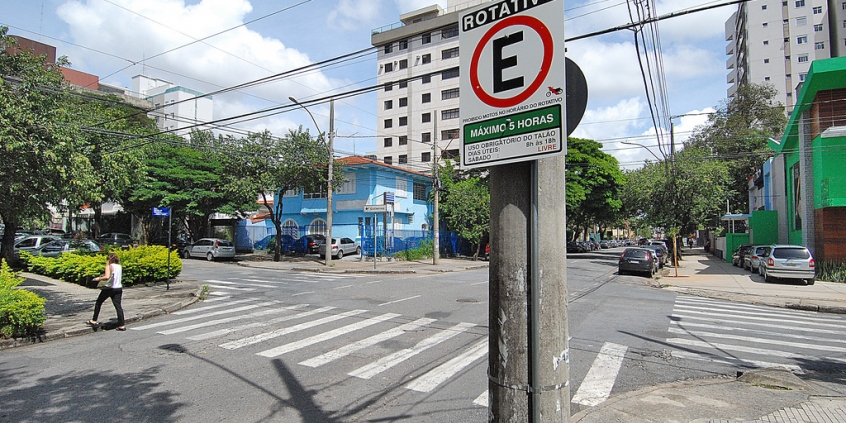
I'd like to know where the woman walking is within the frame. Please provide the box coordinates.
[87,253,126,331]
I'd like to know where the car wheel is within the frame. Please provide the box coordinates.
[355,246,361,255]
[182,249,191,259]
[337,250,344,259]
[206,252,214,262]
[763,268,773,283]
[618,269,626,276]
[807,278,815,286]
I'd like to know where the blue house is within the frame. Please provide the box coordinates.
[270,156,433,246]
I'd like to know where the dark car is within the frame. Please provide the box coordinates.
[731,244,753,267]
[151,235,190,251]
[618,248,657,277]
[254,234,296,253]
[97,232,134,248]
[31,239,102,257]
[293,234,326,254]
[642,245,667,267]
[567,242,583,254]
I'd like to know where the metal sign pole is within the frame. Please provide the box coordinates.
[373,213,377,270]
[530,160,540,421]
[167,212,171,290]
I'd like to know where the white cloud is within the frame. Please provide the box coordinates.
[566,39,643,103]
[572,97,645,141]
[328,0,385,30]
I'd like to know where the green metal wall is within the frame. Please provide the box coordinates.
[813,135,846,208]
[724,232,750,263]
[749,210,778,245]
[784,151,803,245]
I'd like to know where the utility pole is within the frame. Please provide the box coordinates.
[433,112,440,265]
[326,100,334,267]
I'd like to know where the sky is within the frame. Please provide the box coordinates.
[0,0,737,168]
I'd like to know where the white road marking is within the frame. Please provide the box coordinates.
[206,284,255,291]
[208,292,228,296]
[205,279,275,288]
[378,295,421,307]
[131,302,277,330]
[257,313,400,358]
[667,327,846,353]
[473,390,488,407]
[292,291,314,297]
[185,305,323,341]
[333,284,353,290]
[219,309,366,350]
[571,342,628,407]
[666,338,846,364]
[470,281,488,286]
[199,296,231,302]
[671,350,804,373]
[406,339,488,392]
[366,280,383,284]
[172,298,257,315]
[299,317,436,368]
[669,320,846,344]
[674,303,845,325]
[158,304,298,335]
[349,322,477,379]
[244,278,286,284]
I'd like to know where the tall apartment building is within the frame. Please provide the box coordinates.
[131,74,213,136]
[726,0,846,113]
[371,1,488,173]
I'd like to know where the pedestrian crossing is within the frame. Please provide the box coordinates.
[200,273,371,294]
[666,296,846,374]
[131,296,489,403]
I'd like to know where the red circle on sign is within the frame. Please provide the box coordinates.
[470,15,554,108]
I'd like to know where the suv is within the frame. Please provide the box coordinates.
[97,233,134,248]
[760,245,815,285]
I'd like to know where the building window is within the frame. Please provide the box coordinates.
[785,55,791,60]
[399,80,408,88]
[399,59,408,69]
[413,183,427,200]
[764,58,770,63]
[786,73,792,78]
[384,137,393,147]
[385,83,393,91]
[421,152,431,162]
[795,0,804,7]
[422,112,431,123]
[422,93,431,103]
[422,74,431,83]
[763,40,769,45]
[784,37,789,42]
[765,76,771,81]
[384,100,392,110]
[384,119,393,129]
[396,177,408,197]
[422,54,431,64]
[399,97,408,107]
[442,67,459,79]
[421,132,431,143]
[798,54,809,62]
[442,47,459,59]
[762,4,767,9]
[443,149,460,160]
[384,156,393,165]
[843,1,846,10]
[303,186,327,199]
[816,41,826,49]
[815,24,824,32]
[338,173,356,194]
[399,39,408,50]
[442,25,458,39]
[787,92,793,97]
[422,33,431,44]
[442,88,460,100]
[399,136,407,146]
[842,20,846,28]
[441,108,459,120]
[384,44,393,54]
[797,35,808,44]
[796,16,807,26]
[763,22,768,27]
[799,72,808,81]
[442,128,459,140]
[385,62,394,72]
[813,6,822,13]
[398,155,408,164]
[399,116,408,126]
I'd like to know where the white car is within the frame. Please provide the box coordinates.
[760,245,815,285]
[182,238,236,261]
[317,237,361,259]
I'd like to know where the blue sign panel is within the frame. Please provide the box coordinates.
[384,192,394,203]
[152,207,171,217]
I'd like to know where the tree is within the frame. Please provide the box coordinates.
[440,177,490,260]
[0,28,97,265]
[224,128,341,261]
[565,137,624,241]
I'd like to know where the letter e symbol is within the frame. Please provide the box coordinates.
[493,31,524,93]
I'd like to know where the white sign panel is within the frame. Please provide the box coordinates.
[364,204,389,213]
[459,0,566,168]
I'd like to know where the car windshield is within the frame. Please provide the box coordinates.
[625,250,649,259]
[772,247,810,259]
[217,240,233,247]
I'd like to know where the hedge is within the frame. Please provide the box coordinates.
[0,262,46,338]
[21,245,182,287]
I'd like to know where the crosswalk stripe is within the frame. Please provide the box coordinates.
[131,301,278,330]
[676,297,846,324]
[172,298,257,315]
[671,313,846,337]
[206,284,255,291]
[208,292,228,296]
[670,320,846,344]
[257,313,401,358]
[200,296,231,303]
[671,350,804,373]
[666,338,846,364]
[668,327,846,353]
[378,295,421,306]
[674,303,845,325]
[244,278,286,284]
[220,309,367,350]
[406,338,488,392]
[671,308,846,330]
[205,279,275,288]
[299,317,436,368]
[473,390,488,407]
[186,305,327,341]
[158,304,302,335]
[571,342,628,407]
[349,322,477,380]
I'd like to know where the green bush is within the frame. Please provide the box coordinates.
[817,260,846,283]
[393,239,433,261]
[21,246,182,287]
[0,262,46,338]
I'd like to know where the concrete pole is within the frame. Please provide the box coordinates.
[326,100,334,267]
[489,156,569,422]
[433,112,440,265]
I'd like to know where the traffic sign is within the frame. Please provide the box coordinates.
[460,0,566,169]
[152,207,171,217]
[364,204,388,213]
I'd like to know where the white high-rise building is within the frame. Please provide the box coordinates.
[726,0,846,113]
[131,75,213,136]
[371,1,489,173]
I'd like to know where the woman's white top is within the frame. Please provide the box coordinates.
[109,264,123,289]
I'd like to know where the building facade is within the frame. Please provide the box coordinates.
[131,74,213,136]
[370,1,488,172]
[725,0,846,113]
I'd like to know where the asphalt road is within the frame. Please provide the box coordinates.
[2,249,846,422]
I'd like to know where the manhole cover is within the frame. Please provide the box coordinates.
[456,298,479,303]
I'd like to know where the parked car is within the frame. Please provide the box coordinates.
[642,245,667,267]
[253,234,296,253]
[151,235,190,251]
[599,240,609,249]
[318,237,361,259]
[618,247,658,277]
[731,244,753,267]
[96,232,134,248]
[567,242,585,254]
[182,238,236,261]
[744,245,772,273]
[760,245,816,285]
[293,234,326,254]
[14,235,60,255]
[31,239,102,258]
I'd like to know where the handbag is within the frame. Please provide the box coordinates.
[97,266,113,289]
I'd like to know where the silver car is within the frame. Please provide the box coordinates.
[14,235,60,254]
[182,238,236,261]
[760,245,815,285]
[317,237,361,259]
[745,245,772,273]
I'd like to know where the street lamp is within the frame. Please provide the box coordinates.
[290,96,334,267]
[622,140,663,162]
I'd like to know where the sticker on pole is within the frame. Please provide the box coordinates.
[460,0,566,168]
